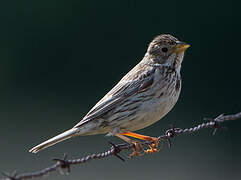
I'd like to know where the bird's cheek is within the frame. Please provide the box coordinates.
[164,54,175,66]
[159,55,171,65]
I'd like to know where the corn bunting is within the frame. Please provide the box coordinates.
[29,34,190,157]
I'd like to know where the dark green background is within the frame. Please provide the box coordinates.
[0,0,240,180]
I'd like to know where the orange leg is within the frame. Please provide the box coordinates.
[115,133,144,158]
[120,131,160,154]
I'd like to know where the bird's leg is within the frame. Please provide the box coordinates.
[120,131,160,154]
[114,133,144,158]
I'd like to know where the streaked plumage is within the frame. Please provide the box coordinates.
[29,34,190,153]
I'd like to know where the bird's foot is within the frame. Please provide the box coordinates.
[115,132,160,157]
[129,140,144,158]
[144,137,160,154]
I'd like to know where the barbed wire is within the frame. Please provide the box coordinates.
[2,112,241,180]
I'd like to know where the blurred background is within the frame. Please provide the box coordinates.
[0,0,240,180]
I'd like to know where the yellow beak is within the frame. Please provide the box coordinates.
[174,42,190,53]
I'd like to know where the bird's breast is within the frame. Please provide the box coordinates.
[120,70,181,131]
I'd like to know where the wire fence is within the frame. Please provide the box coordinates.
[1,112,241,180]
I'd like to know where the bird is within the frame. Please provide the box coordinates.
[29,34,190,157]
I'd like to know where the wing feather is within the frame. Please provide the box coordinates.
[74,65,155,128]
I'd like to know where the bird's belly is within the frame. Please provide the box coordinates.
[121,90,180,132]
[88,73,181,134]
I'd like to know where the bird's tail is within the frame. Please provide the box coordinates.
[29,128,79,153]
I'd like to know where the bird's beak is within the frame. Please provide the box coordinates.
[174,41,190,53]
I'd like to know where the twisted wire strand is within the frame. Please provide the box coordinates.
[2,112,241,180]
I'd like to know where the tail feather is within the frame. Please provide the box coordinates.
[29,128,78,153]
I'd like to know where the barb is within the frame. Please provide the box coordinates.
[2,112,241,180]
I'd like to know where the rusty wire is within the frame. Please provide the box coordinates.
[1,112,241,180]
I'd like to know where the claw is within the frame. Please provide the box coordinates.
[145,147,160,154]
[144,137,160,154]
[115,132,160,157]
[129,141,144,158]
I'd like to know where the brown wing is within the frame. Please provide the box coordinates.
[74,65,155,128]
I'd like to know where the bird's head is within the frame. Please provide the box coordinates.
[147,34,190,69]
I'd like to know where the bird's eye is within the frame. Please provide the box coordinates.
[161,47,168,53]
